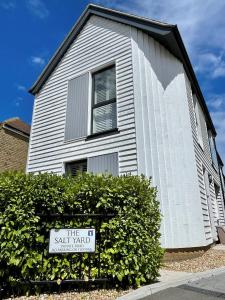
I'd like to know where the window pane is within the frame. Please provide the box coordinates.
[193,94,204,149]
[94,67,116,104]
[66,160,87,176]
[93,102,116,133]
[209,134,218,169]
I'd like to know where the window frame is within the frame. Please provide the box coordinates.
[208,130,219,170]
[65,159,87,177]
[91,65,117,135]
[192,93,204,150]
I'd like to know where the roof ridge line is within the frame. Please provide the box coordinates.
[88,3,175,28]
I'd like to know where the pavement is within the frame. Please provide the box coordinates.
[117,267,225,300]
[141,272,225,299]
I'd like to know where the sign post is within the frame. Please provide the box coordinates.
[49,228,96,253]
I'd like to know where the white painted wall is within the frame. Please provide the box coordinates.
[185,75,225,238]
[28,14,224,249]
[131,27,207,248]
[27,16,138,176]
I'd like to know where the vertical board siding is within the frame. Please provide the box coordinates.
[88,153,118,175]
[184,75,225,238]
[131,28,207,248]
[27,15,138,176]
[27,13,224,249]
[65,73,89,141]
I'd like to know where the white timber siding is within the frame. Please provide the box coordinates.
[185,76,225,239]
[27,16,138,175]
[28,13,224,249]
[131,27,207,248]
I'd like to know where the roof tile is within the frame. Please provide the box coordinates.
[2,117,31,136]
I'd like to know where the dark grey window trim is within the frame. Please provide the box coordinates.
[65,159,87,176]
[207,130,219,172]
[91,65,117,135]
[86,128,119,141]
[212,164,219,174]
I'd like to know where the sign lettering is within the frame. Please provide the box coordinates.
[49,228,95,253]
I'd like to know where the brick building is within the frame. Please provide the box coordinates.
[0,117,30,172]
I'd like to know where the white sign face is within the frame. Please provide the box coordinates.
[49,228,96,253]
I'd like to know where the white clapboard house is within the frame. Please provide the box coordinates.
[27,4,225,249]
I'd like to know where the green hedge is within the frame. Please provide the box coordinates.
[0,172,163,288]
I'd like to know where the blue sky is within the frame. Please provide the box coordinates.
[0,0,224,162]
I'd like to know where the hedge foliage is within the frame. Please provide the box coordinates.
[0,172,163,289]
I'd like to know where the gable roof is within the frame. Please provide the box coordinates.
[1,117,31,136]
[29,3,216,135]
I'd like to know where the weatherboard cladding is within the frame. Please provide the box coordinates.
[29,4,216,137]
[27,11,224,249]
[29,4,174,95]
[185,77,212,242]
[185,75,225,242]
[131,27,207,248]
[27,15,138,175]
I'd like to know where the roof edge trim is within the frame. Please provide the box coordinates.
[28,3,216,135]
[29,3,174,95]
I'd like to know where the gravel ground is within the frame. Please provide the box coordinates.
[5,289,132,300]
[164,248,225,273]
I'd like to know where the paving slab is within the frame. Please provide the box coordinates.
[159,269,192,282]
[117,267,225,300]
[140,286,221,300]
[186,272,225,294]
[117,270,194,300]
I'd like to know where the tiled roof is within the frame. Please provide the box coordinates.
[1,117,31,136]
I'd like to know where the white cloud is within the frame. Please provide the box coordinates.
[213,67,225,78]
[0,1,15,10]
[211,111,225,161]
[212,111,225,141]
[27,0,49,19]
[95,0,225,76]
[195,52,225,79]
[95,0,225,162]
[31,56,45,66]
[207,94,225,110]
[208,94,225,163]
[14,97,23,107]
[16,84,26,91]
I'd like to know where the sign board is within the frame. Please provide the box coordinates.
[49,228,96,253]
